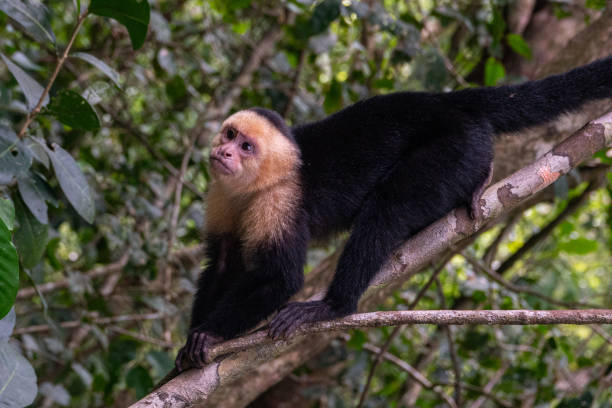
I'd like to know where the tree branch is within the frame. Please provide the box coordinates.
[196,309,612,363]
[18,11,89,138]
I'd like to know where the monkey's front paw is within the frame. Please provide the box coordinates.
[175,329,223,372]
[268,301,344,340]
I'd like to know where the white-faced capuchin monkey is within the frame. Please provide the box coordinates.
[175,56,612,371]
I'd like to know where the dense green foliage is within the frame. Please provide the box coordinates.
[0,0,611,406]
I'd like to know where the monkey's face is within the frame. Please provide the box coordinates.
[210,110,300,194]
[209,125,256,178]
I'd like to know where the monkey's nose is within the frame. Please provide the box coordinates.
[222,150,232,158]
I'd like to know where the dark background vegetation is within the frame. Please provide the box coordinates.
[0,0,611,407]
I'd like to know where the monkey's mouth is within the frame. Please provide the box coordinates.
[210,156,233,175]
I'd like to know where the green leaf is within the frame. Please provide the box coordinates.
[13,195,48,269]
[44,143,95,223]
[17,172,55,224]
[487,10,506,42]
[484,57,506,86]
[294,0,341,39]
[71,52,121,87]
[0,218,18,319]
[25,137,49,169]
[586,0,606,10]
[0,198,14,232]
[146,350,173,381]
[0,342,37,407]
[558,238,598,255]
[165,75,187,105]
[108,338,140,372]
[506,33,532,60]
[46,90,100,131]
[346,330,367,349]
[89,0,151,50]
[323,79,343,114]
[0,53,49,111]
[0,125,32,186]
[126,365,153,399]
[557,391,594,408]
[0,0,56,45]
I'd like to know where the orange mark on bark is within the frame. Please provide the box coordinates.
[537,163,560,185]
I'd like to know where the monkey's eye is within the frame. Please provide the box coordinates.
[241,142,253,152]
[226,129,236,140]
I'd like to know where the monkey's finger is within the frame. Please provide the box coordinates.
[277,313,304,339]
[186,337,195,360]
[283,312,313,338]
[269,309,290,338]
[175,349,185,372]
[269,313,292,339]
[187,335,200,363]
[271,305,316,339]
[268,319,283,339]
[194,333,208,367]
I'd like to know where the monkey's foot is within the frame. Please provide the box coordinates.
[268,301,343,339]
[470,162,494,220]
[175,329,223,372]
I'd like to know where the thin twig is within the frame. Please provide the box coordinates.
[13,312,166,335]
[201,309,612,363]
[108,325,177,348]
[360,341,457,408]
[461,251,601,309]
[167,129,199,250]
[163,129,199,342]
[421,21,469,88]
[17,252,130,299]
[467,362,510,408]
[18,10,89,138]
[482,213,520,267]
[356,254,452,408]
[432,380,512,408]
[591,325,612,345]
[435,277,461,407]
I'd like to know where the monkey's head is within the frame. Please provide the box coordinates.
[209,108,300,194]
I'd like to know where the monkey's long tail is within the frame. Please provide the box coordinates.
[458,56,612,134]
